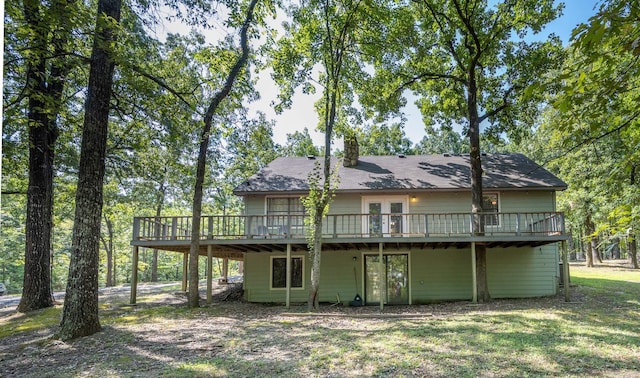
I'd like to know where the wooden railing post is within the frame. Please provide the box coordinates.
[171,217,178,240]
[132,217,140,241]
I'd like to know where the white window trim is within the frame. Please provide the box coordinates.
[269,255,305,291]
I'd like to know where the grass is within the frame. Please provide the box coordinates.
[1,262,639,377]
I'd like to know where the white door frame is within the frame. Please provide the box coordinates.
[362,195,409,236]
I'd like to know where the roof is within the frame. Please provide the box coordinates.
[233,153,567,195]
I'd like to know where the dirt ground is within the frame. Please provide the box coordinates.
[1,261,638,377]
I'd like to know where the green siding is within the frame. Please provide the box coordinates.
[318,251,362,303]
[243,252,310,303]
[411,192,471,213]
[328,194,362,214]
[500,191,555,213]
[411,249,472,303]
[243,243,560,304]
[240,190,561,304]
[242,190,557,216]
[487,244,559,298]
[244,195,265,216]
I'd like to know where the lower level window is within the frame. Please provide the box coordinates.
[271,257,303,289]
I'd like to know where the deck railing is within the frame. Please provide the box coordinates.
[133,212,565,242]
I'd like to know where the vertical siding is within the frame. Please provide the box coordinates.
[487,244,559,298]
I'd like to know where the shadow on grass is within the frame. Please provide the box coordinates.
[2,273,639,377]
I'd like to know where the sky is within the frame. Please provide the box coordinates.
[252,0,603,147]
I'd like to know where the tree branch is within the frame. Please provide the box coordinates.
[129,65,194,109]
[536,110,640,171]
[1,191,28,195]
[395,71,465,94]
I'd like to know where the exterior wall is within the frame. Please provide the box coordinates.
[242,190,557,216]
[243,251,310,303]
[243,195,265,216]
[243,242,560,304]
[487,244,560,298]
[499,191,556,213]
[410,249,472,303]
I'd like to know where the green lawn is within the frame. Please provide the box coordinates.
[1,262,639,377]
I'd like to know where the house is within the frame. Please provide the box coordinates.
[130,150,568,307]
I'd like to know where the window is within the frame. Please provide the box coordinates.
[483,193,499,226]
[266,197,304,235]
[271,256,304,289]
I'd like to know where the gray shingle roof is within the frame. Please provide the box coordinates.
[233,153,567,195]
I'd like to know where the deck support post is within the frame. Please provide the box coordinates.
[471,242,478,304]
[562,240,570,302]
[130,246,139,304]
[379,242,384,311]
[206,245,213,304]
[286,244,291,308]
[182,252,188,292]
[223,258,229,282]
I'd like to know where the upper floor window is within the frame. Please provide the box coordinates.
[483,193,499,226]
[267,197,304,215]
[266,197,304,235]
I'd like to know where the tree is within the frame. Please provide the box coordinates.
[58,0,122,340]
[272,0,373,310]
[356,123,413,156]
[280,128,321,157]
[414,126,467,155]
[11,0,79,312]
[363,0,563,301]
[550,0,640,268]
[187,0,261,307]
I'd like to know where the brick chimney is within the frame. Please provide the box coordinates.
[343,135,359,167]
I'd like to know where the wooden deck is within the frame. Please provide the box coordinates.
[131,212,568,258]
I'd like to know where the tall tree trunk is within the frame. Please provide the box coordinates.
[308,218,323,310]
[58,0,122,340]
[467,63,490,303]
[187,0,259,307]
[18,0,73,313]
[152,182,166,282]
[611,237,620,259]
[101,215,114,287]
[585,214,595,267]
[629,234,639,269]
[593,235,603,263]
